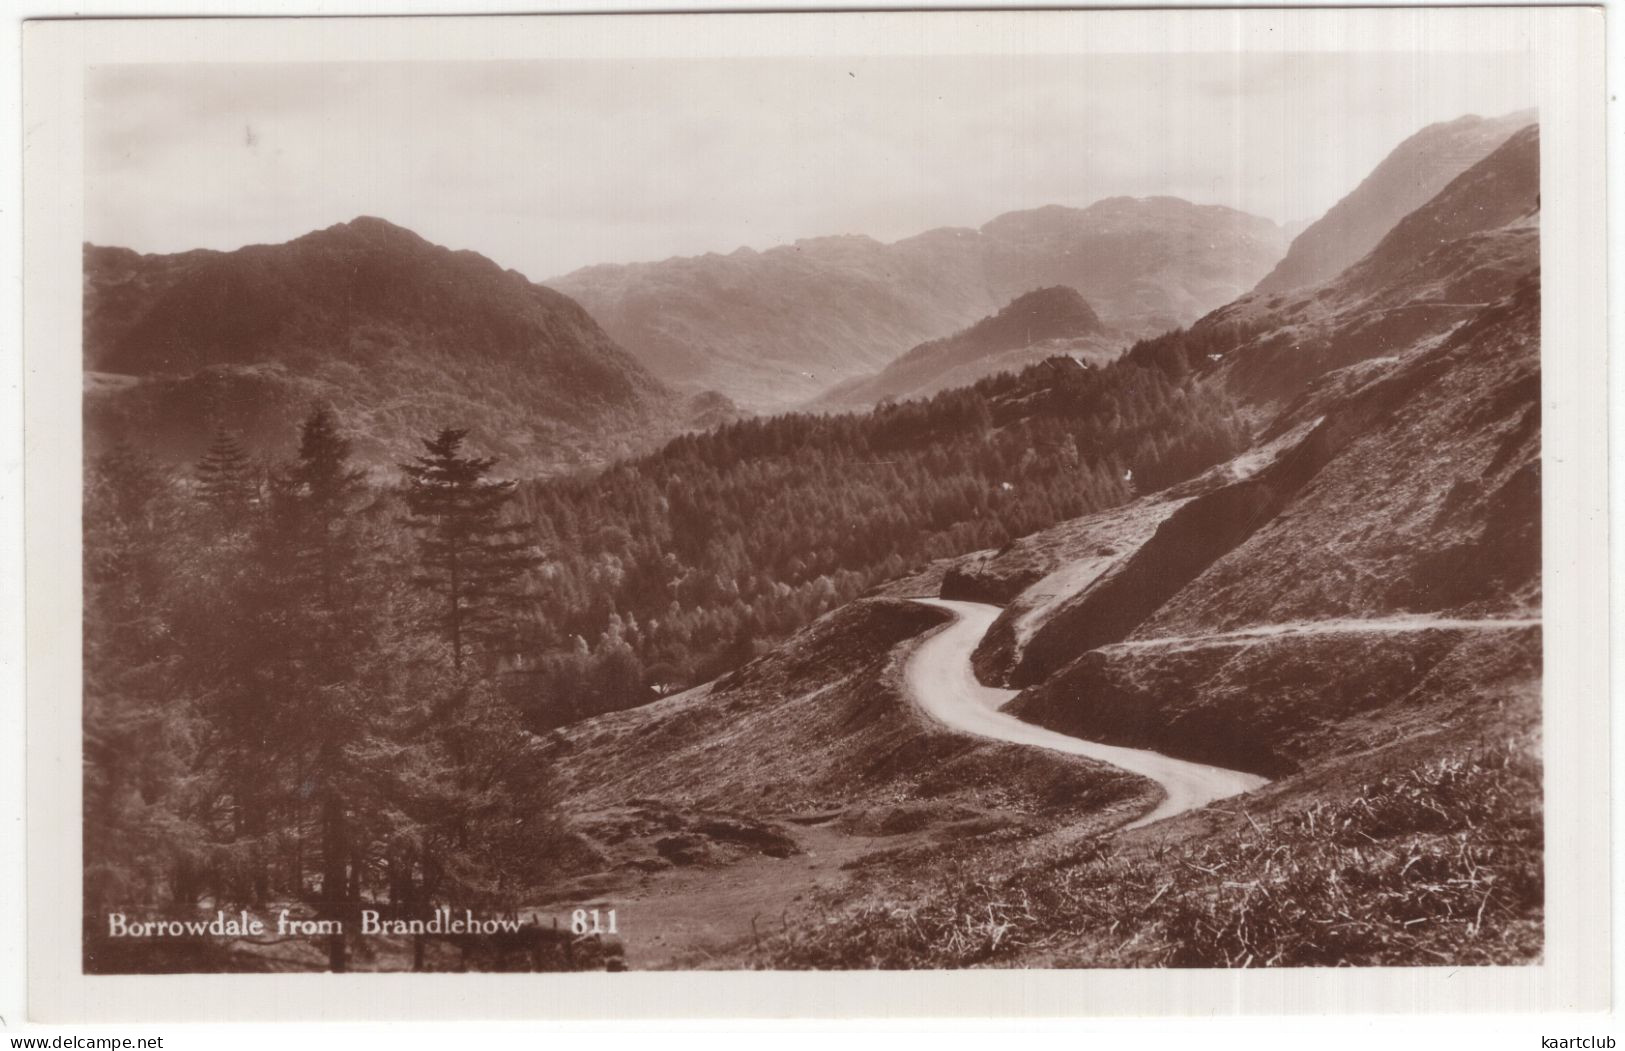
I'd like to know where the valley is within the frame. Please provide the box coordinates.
[81,106,1545,974]
[526,112,1544,970]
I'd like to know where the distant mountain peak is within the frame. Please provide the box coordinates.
[815,286,1116,410]
[974,285,1104,340]
[895,285,1105,368]
[298,215,433,250]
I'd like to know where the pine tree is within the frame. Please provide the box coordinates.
[286,407,369,615]
[83,446,200,925]
[262,405,375,971]
[401,428,540,672]
[194,427,258,524]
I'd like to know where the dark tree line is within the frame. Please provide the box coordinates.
[84,411,550,971]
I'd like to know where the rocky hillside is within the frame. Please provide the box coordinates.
[1253,109,1534,295]
[550,198,1287,410]
[1125,123,1539,411]
[964,125,1540,686]
[84,218,685,473]
[1006,275,1538,677]
[813,286,1120,410]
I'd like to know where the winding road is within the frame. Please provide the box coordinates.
[1106,614,1540,652]
[907,598,1268,830]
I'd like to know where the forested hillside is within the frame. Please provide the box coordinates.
[508,353,1249,727]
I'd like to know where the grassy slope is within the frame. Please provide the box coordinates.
[758,725,1540,968]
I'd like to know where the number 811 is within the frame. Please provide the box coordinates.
[571,908,618,935]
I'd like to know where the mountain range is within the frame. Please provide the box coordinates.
[549,197,1290,410]
[83,108,1537,477]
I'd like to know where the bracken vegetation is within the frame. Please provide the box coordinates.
[756,735,1542,968]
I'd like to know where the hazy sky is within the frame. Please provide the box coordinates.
[86,54,1538,281]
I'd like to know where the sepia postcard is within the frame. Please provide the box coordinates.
[20,7,1611,1022]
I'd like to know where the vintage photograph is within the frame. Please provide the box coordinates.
[73,28,1553,978]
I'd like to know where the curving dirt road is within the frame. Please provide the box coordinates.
[1104,614,1540,652]
[908,598,1268,830]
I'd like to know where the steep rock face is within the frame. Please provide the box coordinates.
[84,217,680,472]
[550,198,1287,410]
[1253,109,1534,294]
[815,286,1117,409]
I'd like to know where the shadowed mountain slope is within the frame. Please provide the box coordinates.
[1011,277,1538,680]
[84,217,682,473]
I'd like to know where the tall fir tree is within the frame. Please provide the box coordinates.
[83,444,200,926]
[194,427,258,525]
[401,428,540,671]
[265,405,377,971]
[286,407,370,615]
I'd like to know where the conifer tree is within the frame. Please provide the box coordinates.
[401,428,540,671]
[194,427,257,524]
[83,444,199,922]
[285,407,369,615]
[261,405,375,971]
